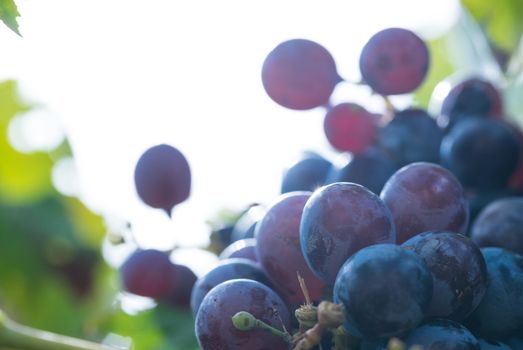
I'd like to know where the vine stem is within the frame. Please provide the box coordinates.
[0,310,114,350]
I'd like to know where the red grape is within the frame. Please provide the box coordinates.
[323,103,377,154]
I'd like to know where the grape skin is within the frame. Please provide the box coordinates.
[359,27,429,95]
[134,144,191,214]
[300,182,396,285]
[120,249,176,299]
[402,231,487,321]
[404,319,480,350]
[195,279,291,350]
[380,162,469,243]
[323,103,377,154]
[262,39,340,110]
[190,258,271,316]
[219,238,258,262]
[333,244,433,338]
[255,192,326,305]
[280,154,332,194]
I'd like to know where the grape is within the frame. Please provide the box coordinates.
[280,153,332,194]
[195,279,291,350]
[402,231,487,321]
[477,339,512,350]
[164,263,197,309]
[436,77,503,131]
[300,182,396,285]
[378,108,443,166]
[333,244,432,338]
[323,103,377,154]
[470,198,523,256]
[467,188,522,225]
[134,144,191,215]
[465,247,523,339]
[120,249,175,299]
[359,27,429,95]
[380,162,469,243]
[219,238,258,262]
[325,146,399,194]
[230,204,266,242]
[190,258,271,316]
[261,39,341,110]
[440,119,520,191]
[255,192,326,305]
[404,319,479,350]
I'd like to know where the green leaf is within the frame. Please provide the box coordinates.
[462,0,523,52]
[0,0,21,36]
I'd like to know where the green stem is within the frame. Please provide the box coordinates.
[232,311,292,343]
[0,311,113,350]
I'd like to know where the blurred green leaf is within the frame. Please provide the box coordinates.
[0,81,55,203]
[462,0,523,52]
[0,0,20,36]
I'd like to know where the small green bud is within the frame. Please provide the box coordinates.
[232,311,257,331]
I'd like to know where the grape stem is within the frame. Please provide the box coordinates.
[231,311,292,343]
[0,310,114,350]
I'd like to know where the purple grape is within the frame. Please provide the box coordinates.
[404,319,479,350]
[402,231,487,321]
[230,204,266,242]
[359,28,429,95]
[470,197,523,256]
[190,258,271,316]
[440,119,520,191]
[323,103,377,154]
[262,39,341,110]
[478,339,511,350]
[281,153,332,194]
[164,263,197,309]
[325,146,399,195]
[465,248,523,339]
[195,279,291,350]
[300,182,396,285]
[380,162,469,243]
[333,244,432,338]
[255,192,326,305]
[120,249,175,299]
[436,77,503,131]
[219,238,258,262]
[379,108,443,166]
[134,144,191,215]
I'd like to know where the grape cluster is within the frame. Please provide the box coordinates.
[122,27,523,350]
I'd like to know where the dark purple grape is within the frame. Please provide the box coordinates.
[402,231,487,321]
[190,258,271,316]
[359,27,429,95]
[120,249,175,299]
[437,77,503,130]
[478,339,511,350]
[281,153,332,194]
[323,103,377,154]
[219,238,258,262]
[467,188,522,226]
[470,197,523,256]
[255,192,326,305]
[465,248,523,339]
[380,162,469,243]
[440,119,520,191]
[300,182,396,285]
[506,337,523,349]
[164,263,197,309]
[261,39,340,110]
[404,319,479,350]
[333,244,432,338]
[325,146,399,195]
[134,144,191,215]
[195,279,291,350]
[230,204,266,242]
[379,108,443,166]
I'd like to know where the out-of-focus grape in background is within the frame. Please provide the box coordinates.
[0,0,522,349]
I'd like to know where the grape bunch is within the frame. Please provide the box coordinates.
[120,26,523,350]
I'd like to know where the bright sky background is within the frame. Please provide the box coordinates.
[0,0,461,254]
